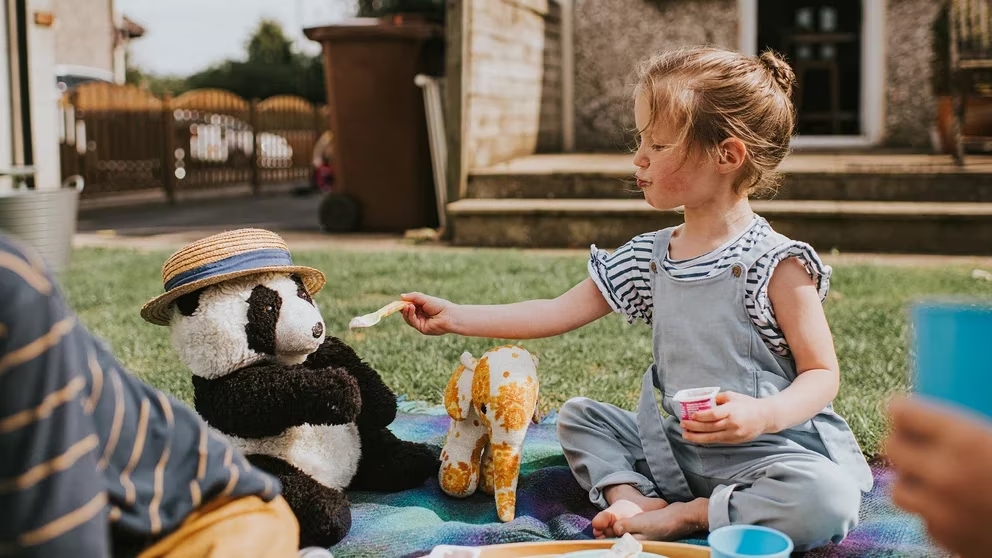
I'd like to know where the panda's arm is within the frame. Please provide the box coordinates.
[304,337,397,430]
[192,363,361,438]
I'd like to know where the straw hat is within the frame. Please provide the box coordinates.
[140,229,325,326]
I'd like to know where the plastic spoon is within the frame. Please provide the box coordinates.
[349,300,411,329]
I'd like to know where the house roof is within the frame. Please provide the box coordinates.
[119,16,145,39]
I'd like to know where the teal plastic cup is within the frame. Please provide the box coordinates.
[911,301,992,418]
[708,525,794,558]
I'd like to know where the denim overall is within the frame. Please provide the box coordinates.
[558,226,873,551]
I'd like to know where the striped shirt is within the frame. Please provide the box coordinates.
[0,235,280,557]
[588,217,831,357]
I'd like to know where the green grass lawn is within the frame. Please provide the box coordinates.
[60,246,992,458]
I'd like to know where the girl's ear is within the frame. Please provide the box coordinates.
[716,137,747,174]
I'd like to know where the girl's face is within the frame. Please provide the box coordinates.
[632,93,728,211]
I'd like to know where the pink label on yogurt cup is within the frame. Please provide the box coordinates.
[673,387,721,420]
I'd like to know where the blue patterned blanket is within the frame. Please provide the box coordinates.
[328,403,946,558]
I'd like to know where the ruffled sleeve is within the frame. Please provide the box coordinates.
[751,241,832,333]
[587,232,656,325]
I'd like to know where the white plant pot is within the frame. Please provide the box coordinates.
[0,177,84,272]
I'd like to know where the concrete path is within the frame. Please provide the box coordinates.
[77,187,324,236]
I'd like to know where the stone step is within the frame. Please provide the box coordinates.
[467,154,992,202]
[447,198,992,254]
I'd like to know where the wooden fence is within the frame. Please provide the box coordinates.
[58,83,330,200]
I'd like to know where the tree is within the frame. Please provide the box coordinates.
[246,19,294,66]
[183,19,326,103]
[124,46,191,97]
[122,19,325,103]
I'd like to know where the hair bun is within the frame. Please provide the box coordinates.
[759,50,796,97]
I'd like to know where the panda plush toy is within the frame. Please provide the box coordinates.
[140,229,440,548]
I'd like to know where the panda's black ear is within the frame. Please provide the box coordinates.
[174,288,204,316]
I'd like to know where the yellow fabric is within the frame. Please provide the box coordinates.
[137,496,299,558]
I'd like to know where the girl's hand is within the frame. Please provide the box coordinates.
[680,391,773,445]
[400,292,459,335]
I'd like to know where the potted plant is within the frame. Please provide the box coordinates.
[932,3,992,153]
[0,172,84,273]
[356,0,445,24]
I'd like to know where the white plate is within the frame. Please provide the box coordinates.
[559,551,670,558]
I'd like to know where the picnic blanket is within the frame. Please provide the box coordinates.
[328,401,948,558]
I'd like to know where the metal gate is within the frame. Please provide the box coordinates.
[59,83,330,201]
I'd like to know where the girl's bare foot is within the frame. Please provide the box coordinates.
[592,500,643,539]
[614,497,709,541]
[591,486,669,539]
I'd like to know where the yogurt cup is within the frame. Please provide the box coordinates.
[672,387,720,420]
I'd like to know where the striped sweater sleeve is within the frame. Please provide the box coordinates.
[0,240,110,557]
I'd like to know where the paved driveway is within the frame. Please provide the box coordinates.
[77,190,324,236]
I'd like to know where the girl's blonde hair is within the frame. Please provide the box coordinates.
[634,46,796,196]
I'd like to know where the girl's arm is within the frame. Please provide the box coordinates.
[401,277,614,339]
[682,257,840,444]
[761,257,840,432]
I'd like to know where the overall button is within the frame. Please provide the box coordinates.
[650,261,658,273]
[731,264,743,277]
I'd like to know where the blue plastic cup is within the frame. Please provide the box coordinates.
[911,301,992,419]
[708,525,794,558]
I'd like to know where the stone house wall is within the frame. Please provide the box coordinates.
[571,0,938,150]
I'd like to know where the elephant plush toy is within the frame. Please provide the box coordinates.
[438,345,540,522]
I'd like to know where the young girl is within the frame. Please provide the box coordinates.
[400,46,872,551]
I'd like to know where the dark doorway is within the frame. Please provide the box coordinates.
[758,0,862,136]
